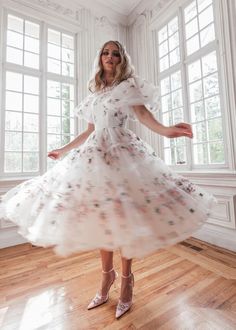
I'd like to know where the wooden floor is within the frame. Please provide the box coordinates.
[0,238,236,330]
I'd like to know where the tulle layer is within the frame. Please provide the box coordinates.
[0,127,216,259]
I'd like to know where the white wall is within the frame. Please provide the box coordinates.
[0,0,236,252]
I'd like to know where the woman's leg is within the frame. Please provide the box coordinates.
[87,249,116,309]
[99,249,116,296]
[120,256,133,302]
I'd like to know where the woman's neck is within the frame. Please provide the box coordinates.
[103,73,115,86]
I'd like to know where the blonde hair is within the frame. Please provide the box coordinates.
[88,40,135,93]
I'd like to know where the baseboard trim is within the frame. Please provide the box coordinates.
[193,223,236,252]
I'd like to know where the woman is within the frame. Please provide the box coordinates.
[0,40,215,319]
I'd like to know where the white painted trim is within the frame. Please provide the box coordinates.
[193,222,236,252]
[0,226,26,249]
[1,0,84,33]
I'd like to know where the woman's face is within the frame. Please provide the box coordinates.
[101,43,121,73]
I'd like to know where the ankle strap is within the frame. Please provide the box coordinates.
[102,267,114,273]
[121,273,132,278]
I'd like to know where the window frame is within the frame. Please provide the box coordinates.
[0,8,77,179]
[153,0,230,171]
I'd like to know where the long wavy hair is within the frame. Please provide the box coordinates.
[88,40,135,93]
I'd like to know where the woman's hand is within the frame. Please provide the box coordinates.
[164,123,193,138]
[47,148,65,160]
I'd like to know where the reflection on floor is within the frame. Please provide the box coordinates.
[0,237,236,329]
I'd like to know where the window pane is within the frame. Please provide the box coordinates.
[62,100,70,117]
[6,91,22,111]
[158,26,168,43]
[24,113,39,132]
[47,116,61,133]
[159,41,168,57]
[193,122,207,142]
[169,32,179,51]
[24,36,39,53]
[62,135,71,145]
[203,73,219,97]
[173,108,184,123]
[202,51,217,76]
[62,118,73,134]
[160,55,169,72]
[6,71,22,91]
[184,1,197,22]
[8,15,23,33]
[172,90,183,109]
[48,58,61,74]
[25,21,40,38]
[48,43,61,60]
[23,152,39,172]
[4,152,22,172]
[193,143,208,164]
[209,142,224,164]
[23,133,39,151]
[169,48,180,66]
[62,62,74,77]
[24,76,39,95]
[47,98,61,116]
[208,118,223,140]
[161,94,171,112]
[168,17,178,35]
[198,0,212,12]
[176,147,186,164]
[6,47,23,65]
[185,18,198,39]
[188,60,202,83]
[62,34,74,49]
[171,71,182,90]
[48,29,60,45]
[5,131,22,151]
[62,48,74,63]
[161,77,170,95]
[199,5,214,30]
[200,23,215,47]
[205,95,221,119]
[7,30,23,48]
[164,148,174,165]
[47,134,61,150]
[187,34,200,55]
[24,52,39,69]
[24,95,39,113]
[5,111,22,131]
[191,101,205,122]
[189,80,203,102]
[48,81,60,98]
[62,84,73,100]
[163,111,172,126]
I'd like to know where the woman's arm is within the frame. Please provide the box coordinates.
[48,123,95,160]
[132,105,193,139]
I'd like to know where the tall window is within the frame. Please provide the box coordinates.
[1,12,76,176]
[157,0,225,169]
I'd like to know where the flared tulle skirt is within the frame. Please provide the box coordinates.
[0,127,216,258]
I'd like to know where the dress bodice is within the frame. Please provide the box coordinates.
[74,76,160,130]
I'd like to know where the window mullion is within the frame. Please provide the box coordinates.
[40,20,47,175]
[179,5,192,171]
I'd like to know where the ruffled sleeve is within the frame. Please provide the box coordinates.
[110,75,161,121]
[74,94,94,123]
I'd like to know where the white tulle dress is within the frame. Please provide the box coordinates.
[0,76,216,258]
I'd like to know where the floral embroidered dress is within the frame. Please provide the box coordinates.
[0,76,215,258]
